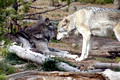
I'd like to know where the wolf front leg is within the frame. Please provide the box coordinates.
[84,36,93,59]
[75,30,91,61]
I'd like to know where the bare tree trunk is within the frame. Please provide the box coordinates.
[113,0,120,9]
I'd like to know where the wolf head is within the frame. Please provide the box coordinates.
[31,18,56,41]
[14,18,56,49]
[57,17,71,40]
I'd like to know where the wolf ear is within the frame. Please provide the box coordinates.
[65,19,69,23]
[45,18,50,24]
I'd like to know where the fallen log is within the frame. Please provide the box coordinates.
[94,63,120,69]
[8,45,80,72]
[102,69,120,80]
[7,71,107,80]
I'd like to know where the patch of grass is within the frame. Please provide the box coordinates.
[74,44,79,50]
[25,63,38,70]
[52,57,77,67]
[0,61,16,75]
[113,68,120,72]
[57,14,61,17]
[93,57,115,63]
[0,35,12,48]
[0,74,7,80]
[4,52,26,65]
[41,59,61,71]
[73,6,77,11]
[115,57,120,62]
[0,48,9,56]
[50,40,61,43]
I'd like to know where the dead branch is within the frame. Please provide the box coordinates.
[94,63,120,69]
[25,1,74,16]
[7,71,107,80]
[23,17,39,20]
[29,6,43,9]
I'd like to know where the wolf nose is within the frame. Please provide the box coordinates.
[58,39,62,41]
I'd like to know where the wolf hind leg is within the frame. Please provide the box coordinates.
[113,22,120,41]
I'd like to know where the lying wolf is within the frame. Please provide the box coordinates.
[57,7,120,61]
[15,18,77,58]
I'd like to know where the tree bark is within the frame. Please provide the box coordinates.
[113,0,120,9]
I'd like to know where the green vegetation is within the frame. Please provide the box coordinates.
[115,57,120,62]
[25,63,38,70]
[113,68,120,72]
[73,44,79,50]
[93,57,115,63]
[50,40,61,43]
[41,59,61,71]
[0,74,7,80]
[52,57,77,67]
[41,58,77,71]
[0,61,16,80]
[0,0,33,42]
[0,61,16,75]
[4,52,26,65]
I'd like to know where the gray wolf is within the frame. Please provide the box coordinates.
[57,7,120,61]
[15,18,78,59]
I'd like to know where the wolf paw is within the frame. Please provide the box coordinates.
[75,57,84,61]
[67,54,78,59]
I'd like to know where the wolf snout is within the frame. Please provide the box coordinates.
[57,38,62,41]
[56,34,63,41]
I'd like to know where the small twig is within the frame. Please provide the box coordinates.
[29,6,43,9]
[23,18,39,20]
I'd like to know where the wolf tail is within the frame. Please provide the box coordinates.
[113,22,120,41]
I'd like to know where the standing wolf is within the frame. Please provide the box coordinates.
[57,7,120,61]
